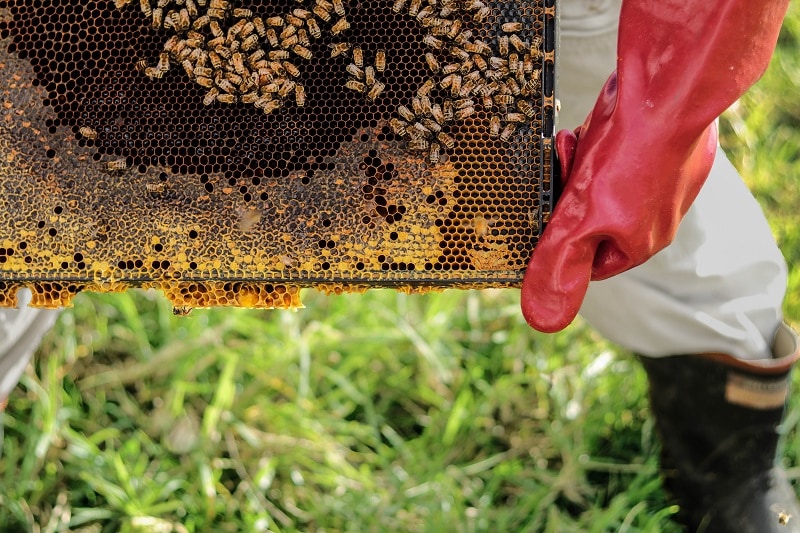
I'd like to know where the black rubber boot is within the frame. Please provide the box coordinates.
[639,323,800,532]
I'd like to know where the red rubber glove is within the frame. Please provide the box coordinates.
[521,0,790,333]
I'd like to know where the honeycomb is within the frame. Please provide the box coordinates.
[0,0,556,310]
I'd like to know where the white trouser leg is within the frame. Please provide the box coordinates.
[578,149,787,359]
[0,291,60,400]
[557,2,787,359]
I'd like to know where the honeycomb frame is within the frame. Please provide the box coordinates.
[0,0,556,310]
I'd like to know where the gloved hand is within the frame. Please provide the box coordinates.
[521,0,790,333]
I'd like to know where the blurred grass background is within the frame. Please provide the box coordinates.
[1,4,799,532]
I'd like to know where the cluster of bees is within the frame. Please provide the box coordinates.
[116,0,359,116]
[339,44,387,101]
[389,0,543,164]
[110,0,543,168]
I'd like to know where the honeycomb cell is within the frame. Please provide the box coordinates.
[0,0,556,309]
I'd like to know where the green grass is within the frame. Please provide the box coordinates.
[2,5,800,532]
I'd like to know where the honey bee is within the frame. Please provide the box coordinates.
[506,112,526,123]
[455,105,475,121]
[489,114,501,137]
[364,65,375,86]
[421,117,441,133]
[307,18,321,39]
[411,96,423,115]
[465,40,491,56]
[347,46,362,68]
[286,14,304,27]
[172,306,193,316]
[241,35,259,52]
[494,94,514,106]
[529,36,543,60]
[397,105,415,122]
[151,7,163,28]
[771,504,792,526]
[293,44,313,60]
[419,95,432,115]
[266,16,284,27]
[295,84,306,106]
[472,54,488,71]
[293,8,313,19]
[248,49,265,65]
[499,122,517,141]
[233,8,252,18]
[209,0,229,9]
[181,59,194,77]
[145,182,166,193]
[366,81,385,100]
[344,79,366,93]
[115,0,133,7]
[449,74,462,97]
[375,50,386,73]
[470,215,495,238]
[459,79,477,98]
[423,52,439,73]
[215,76,236,93]
[517,99,535,118]
[282,61,300,78]
[450,46,469,63]
[422,34,443,50]
[430,103,445,124]
[389,117,407,135]
[207,7,225,19]
[329,42,351,58]
[408,0,422,16]
[428,141,440,164]
[276,33,300,48]
[144,66,164,79]
[407,138,429,151]
[416,5,434,21]
[297,30,311,47]
[498,35,509,57]
[253,95,273,108]
[474,6,491,22]
[269,49,290,60]
[261,99,282,114]
[443,99,454,121]
[217,93,237,104]
[185,0,198,17]
[229,52,244,75]
[280,24,297,40]
[437,131,454,149]
[278,79,297,98]
[346,63,364,80]
[501,22,523,33]
[313,4,332,21]
[506,78,521,96]
[202,87,219,105]
[252,16,266,36]
[207,35,225,49]
[521,74,541,96]
[331,17,350,35]
[510,34,527,52]
[79,126,98,139]
[266,28,279,47]
[417,78,435,97]
[241,91,260,104]
[332,0,345,16]
[106,158,128,171]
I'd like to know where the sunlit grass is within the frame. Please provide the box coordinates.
[1,4,799,532]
